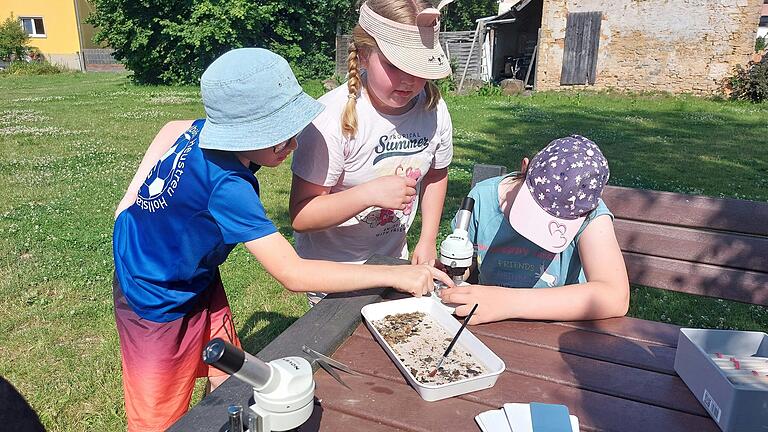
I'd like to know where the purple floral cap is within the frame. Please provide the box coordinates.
[526,135,609,219]
[509,135,609,253]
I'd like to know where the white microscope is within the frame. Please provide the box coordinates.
[432,196,475,313]
[439,196,475,285]
[203,338,315,432]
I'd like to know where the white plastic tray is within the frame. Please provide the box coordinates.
[361,297,505,402]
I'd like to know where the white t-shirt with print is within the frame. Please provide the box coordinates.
[291,83,453,264]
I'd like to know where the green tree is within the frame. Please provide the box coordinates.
[88,0,354,84]
[0,14,30,61]
[440,0,498,31]
[87,0,498,84]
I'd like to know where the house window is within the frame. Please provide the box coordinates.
[20,17,46,37]
[761,16,768,27]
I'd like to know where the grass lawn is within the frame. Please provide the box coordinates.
[0,72,766,431]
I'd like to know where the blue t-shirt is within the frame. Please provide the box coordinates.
[453,175,612,288]
[113,119,278,322]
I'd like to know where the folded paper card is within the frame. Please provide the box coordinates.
[476,408,512,432]
[475,403,579,432]
[530,403,572,432]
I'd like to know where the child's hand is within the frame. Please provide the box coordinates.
[391,264,454,297]
[439,285,512,325]
[411,240,437,266]
[365,175,417,210]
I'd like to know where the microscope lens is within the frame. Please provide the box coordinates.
[460,196,475,211]
[203,339,224,362]
[203,338,245,376]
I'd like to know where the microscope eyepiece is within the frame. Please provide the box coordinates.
[460,197,475,212]
[203,338,245,376]
[203,338,274,389]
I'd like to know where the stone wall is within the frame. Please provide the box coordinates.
[535,0,764,94]
[46,53,81,71]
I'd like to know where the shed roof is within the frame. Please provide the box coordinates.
[485,0,536,26]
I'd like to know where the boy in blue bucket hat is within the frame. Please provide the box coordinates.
[112,48,453,432]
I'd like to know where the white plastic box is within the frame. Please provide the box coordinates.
[674,328,768,432]
[361,297,505,402]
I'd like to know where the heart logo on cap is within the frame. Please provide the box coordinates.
[548,220,568,249]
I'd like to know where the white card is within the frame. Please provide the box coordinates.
[569,415,579,432]
[475,413,487,432]
[475,409,513,432]
[503,403,533,432]
[503,403,580,432]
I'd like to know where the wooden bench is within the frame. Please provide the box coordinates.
[471,163,768,307]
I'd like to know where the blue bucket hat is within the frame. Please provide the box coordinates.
[198,48,324,151]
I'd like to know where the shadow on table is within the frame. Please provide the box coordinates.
[555,325,704,432]
[556,327,610,431]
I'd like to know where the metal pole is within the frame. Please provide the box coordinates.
[458,20,481,94]
[72,0,86,72]
[532,27,542,91]
[524,42,537,88]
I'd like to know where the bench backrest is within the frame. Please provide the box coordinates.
[470,164,768,306]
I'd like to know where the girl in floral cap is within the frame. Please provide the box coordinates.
[439,136,629,325]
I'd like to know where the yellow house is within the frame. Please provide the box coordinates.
[1,0,99,70]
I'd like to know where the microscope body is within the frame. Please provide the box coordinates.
[203,338,315,432]
[439,196,475,284]
[249,356,314,432]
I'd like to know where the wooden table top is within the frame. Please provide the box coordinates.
[171,256,718,432]
[301,312,719,432]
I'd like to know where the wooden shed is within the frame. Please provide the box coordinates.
[336,0,763,95]
[480,0,544,89]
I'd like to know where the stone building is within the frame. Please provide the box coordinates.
[487,0,765,94]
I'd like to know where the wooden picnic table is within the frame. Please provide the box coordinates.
[171,255,718,432]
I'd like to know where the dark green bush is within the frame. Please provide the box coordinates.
[0,61,65,76]
[440,0,498,31]
[88,0,354,85]
[475,83,503,97]
[756,36,766,53]
[434,58,460,94]
[726,51,768,103]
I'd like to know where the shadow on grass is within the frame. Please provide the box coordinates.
[238,310,299,354]
[450,95,767,201]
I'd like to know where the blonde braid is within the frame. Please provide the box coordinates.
[424,80,442,111]
[341,41,361,139]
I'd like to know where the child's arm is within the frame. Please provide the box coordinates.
[440,215,629,324]
[411,167,448,265]
[289,174,417,232]
[114,120,193,218]
[244,232,454,294]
